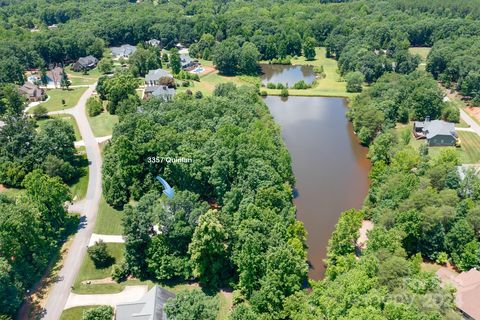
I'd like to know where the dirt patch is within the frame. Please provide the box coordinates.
[465,107,480,123]
[199,66,216,76]
[0,184,5,192]
[81,277,116,285]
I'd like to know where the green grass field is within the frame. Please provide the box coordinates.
[73,243,125,292]
[409,47,431,71]
[69,165,88,201]
[66,66,101,86]
[94,196,124,235]
[60,306,96,320]
[30,87,88,113]
[87,111,118,137]
[457,131,480,164]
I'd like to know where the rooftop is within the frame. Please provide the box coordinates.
[145,69,173,82]
[110,44,137,57]
[416,119,456,139]
[116,286,174,320]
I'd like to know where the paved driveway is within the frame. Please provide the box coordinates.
[64,286,148,309]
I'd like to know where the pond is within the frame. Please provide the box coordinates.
[261,64,316,88]
[264,96,371,279]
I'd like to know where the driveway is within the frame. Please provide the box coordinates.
[88,234,125,247]
[64,286,148,309]
[41,84,104,320]
[460,109,480,136]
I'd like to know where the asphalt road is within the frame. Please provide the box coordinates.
[460,108,480,136]
[41,85,103,320]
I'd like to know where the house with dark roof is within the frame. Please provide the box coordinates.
[413,119,458,146]
[437,268,480,320]
[19,83,45,102]
[145,69,173,86]
[180,54,199,70]
[110,44,137,59]
[72,55,99,72]
[144,86,175,101]
[115,286,174,320]
[146,39,161,47]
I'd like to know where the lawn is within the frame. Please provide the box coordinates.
[409,47,431,71]
[37,114,82,141]
[66,66,101,86]
[30,87,88,113]
[69,164,88,201]
[94,196,124,235]
[457,131,480,164]
[73,243,125,291]
[87,111,118,137]
[60,306,93,320]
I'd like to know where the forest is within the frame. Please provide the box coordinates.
[1,0,480,319]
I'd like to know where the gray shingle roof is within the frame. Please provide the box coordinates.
[116,286,174,320]
[110,44,137,57]
[423,120,456,139]
[145,69,172,82]
[77,55,98,67]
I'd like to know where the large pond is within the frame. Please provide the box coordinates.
[264,96,371,279]
[261,64,316,88]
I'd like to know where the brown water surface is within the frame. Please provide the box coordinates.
[261,64,316,88]
[264,96,371,279]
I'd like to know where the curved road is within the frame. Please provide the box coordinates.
[42,85,103,320]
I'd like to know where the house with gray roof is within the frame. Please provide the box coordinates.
[180,54,199,70]
[413,119,458,146]
[19,82,46,102]
[144,85,175,101]
[146,39,161,47]
[115,286,174,320]
[110,44,137,59]
[145,69,173,86]
[72,55,99,72]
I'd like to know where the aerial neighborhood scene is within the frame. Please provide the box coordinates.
[2,0,480,320]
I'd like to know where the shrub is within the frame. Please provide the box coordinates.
[280,88,289,97]
[87,96,103,117]
[33,105,48,119]
[191,74,200,81]
[185,89,193,95]
[182,80,190,87]
[82,306,113,320]
[435,252,449,265]
[194,91,203,99]
[87,240,114,268]
[260,90,268,96]
[442,105,460,123]
[292,80,310,90]
[267,82,276,89]
[111,263,129,283]
[276,83,285,90]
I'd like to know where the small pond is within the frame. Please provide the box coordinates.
[264,96,371,279]
[261,64,316,88]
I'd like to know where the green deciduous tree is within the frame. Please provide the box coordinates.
[165,289,218,320]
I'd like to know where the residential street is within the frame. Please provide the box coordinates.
[41,84,103,320]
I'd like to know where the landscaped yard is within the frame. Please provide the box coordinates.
[94,196,124,235]
[30,87,88,113]
[87,111,119,137]
[60,306,95,320]
[73,243,125,292]
[66,66,101,86]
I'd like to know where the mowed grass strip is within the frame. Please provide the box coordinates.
[93,196,124,235]
[458,131,480,164]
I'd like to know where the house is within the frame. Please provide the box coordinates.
[19,83,45,102]
[145,69,173,86]
[413,119,458,146]
[72,55,98,72]
[46,67,64,88]
[437,268,480,320]
[146,39,161,47]
[180,54,199,71]
[115,286,174,320]
[144,85,175,101]
[110,44,137,59]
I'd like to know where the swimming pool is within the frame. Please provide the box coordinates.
[190,67,204,74]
